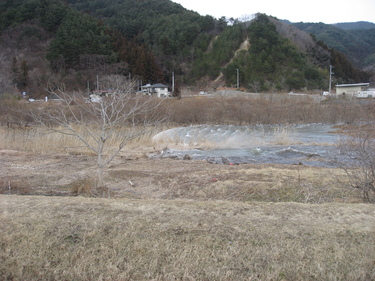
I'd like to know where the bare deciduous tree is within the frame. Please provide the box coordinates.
[30,77,166,189]
[340,126,375,203]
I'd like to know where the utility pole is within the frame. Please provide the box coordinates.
[236,69,239,88]
[172,71,175,92]
[329,65,334,93]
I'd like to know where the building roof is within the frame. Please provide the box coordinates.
[142,83,168,88]
[335,83,369,88]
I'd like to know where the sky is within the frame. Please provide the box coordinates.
[172,0,375,24]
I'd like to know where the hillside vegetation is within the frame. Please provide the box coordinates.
[334,21,375,30]
[0,0,373,97]
[292,21,375,72]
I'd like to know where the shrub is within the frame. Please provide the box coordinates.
[340,125,375,203]
[1,179,32,195]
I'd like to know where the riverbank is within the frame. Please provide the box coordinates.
[1,195,374,280]
[0,148,359,202]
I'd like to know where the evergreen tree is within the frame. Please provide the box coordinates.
[47,10,115,69]
[19,60,29,89]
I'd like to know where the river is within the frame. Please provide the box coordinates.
[151,124,349,167]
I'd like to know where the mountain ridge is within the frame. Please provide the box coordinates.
[290,21,375,72]
[333,21,375,30]
[0,0,373,96]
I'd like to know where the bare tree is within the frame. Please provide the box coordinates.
[30,77,166,189]
[340,126,375,203]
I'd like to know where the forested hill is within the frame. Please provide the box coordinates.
[64,0,228,88]
[291,22,375,72]
[0,0,373,96]
[0,0,223,94]
[202,15,371,92]
[334,21,375,30]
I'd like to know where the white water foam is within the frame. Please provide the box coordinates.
[151,124,346,167]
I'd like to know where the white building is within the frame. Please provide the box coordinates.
[335,83,370,96]
[356,90,375,98]
[140,83,170,97]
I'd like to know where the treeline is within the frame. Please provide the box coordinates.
[64,0,225,82]
[330,49,371,84]
[293,22,375,71]
[0,0,372,95]
[46,9,115,70]
[0,0,164,93]
[192,14,371,91]
[192,15,328,91]
[0,0,66,33]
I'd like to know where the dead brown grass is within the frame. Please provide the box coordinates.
[165,94,375,125]
[1,95,374,280]
[0,125,161,155]
[0,147,362,203]
[1,179,32,195]
[1,195,374,280]
[147,163,355,203]
[4,93,375,129]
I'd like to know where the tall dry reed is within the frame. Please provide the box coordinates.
[0,126,160,154]
[2,94,375,153]
[163,94,375,125]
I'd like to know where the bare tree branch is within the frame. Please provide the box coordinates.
[28,76,167,189]
[339,125,375,203]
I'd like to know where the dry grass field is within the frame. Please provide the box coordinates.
[1,94,375,280]
[1,137,374,280]
[0,145,362,203]
[1,195,375,281]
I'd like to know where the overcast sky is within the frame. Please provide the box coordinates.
[172,0,375,24]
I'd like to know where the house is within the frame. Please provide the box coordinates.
[89,93,102,103]
[335,83,370,96]
[140,83,170,97]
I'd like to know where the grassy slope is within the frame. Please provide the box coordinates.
[1,195,374,280]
